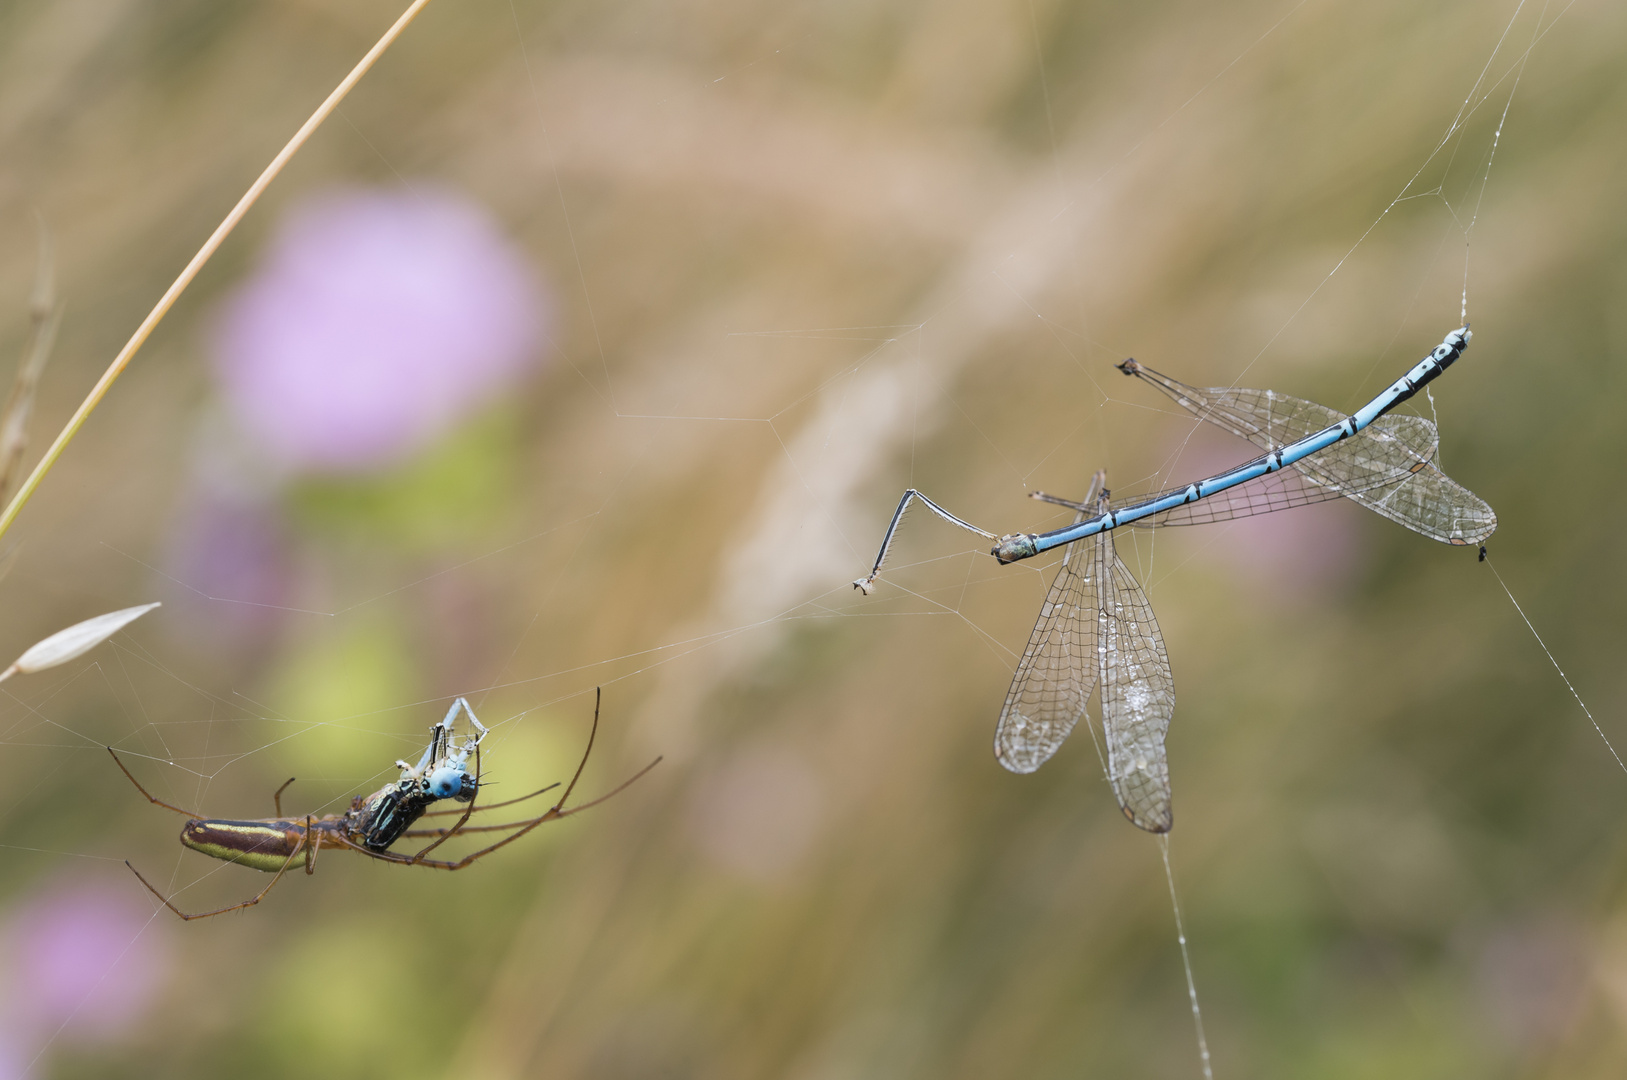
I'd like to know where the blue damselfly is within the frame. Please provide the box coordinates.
[853,326,1492,595]
[853,327,1496,830]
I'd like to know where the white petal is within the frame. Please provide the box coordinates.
[10,602,161,675]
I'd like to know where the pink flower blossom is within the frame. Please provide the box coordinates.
[214,187,547,473]
[2,878,169,1044]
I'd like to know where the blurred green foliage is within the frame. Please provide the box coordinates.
[291,408,523,554]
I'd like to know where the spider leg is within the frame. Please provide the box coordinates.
[107,747,201,818]
[546,754,662,823]
[397,821,551,868]
[554,686,601,809]
[326,831,463,868]
[403,816,570,838]
[329,762,647,870]
[417,781,559,816]
[125,827,308,921]
[335,689,660,871]
[425,755,660,869]
[420,688,661,868]
[394,768,650,839]
[273,777,296,817]
[398,754,663,868]
[326,823,539,870]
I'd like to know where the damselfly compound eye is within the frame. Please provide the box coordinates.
[428,766,471,800]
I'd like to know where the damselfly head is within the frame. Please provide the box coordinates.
[851,576,876,595]
[992,534,1037,564]
[428,763,476,801]
[1116,358,1141,376]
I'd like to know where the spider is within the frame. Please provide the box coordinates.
[111,688,658,920]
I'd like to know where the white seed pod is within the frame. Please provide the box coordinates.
[1,602,161,681]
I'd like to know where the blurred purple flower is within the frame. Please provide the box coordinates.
[214,187,547,473]
[0,1028,24,1080]
[2,878,169,1043]
[1167,437,1362,596]
[1204,498,1362,593]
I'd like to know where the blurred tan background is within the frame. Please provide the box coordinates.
[1,0,1625,1077]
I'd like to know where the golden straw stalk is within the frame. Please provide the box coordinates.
[0,0,437,544]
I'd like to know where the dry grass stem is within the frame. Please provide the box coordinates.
[0,0,437,545]
[0,216,61,507]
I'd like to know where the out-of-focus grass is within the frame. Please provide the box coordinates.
[2,0,1626,1077]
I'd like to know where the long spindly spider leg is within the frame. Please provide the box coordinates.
[548,754,663,823]
[416,781,560,817]
[273,776,296,817]
[112,746,301,823]
[403,816,570,838]
[356,754,663,870]
[107,747,203,819]
[553,685,602,810]
[337,689,662,871]
[126,815,313,921]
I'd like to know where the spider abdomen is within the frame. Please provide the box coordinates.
[180,819,308,873]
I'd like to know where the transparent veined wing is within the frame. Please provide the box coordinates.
[995,484,1104,774]
[1348,459,1497,544]
[1119,449,1407,527]
[1123,367,1423,453]
[1123,364,1495,544]
[1098,539,1175,832]
[998,472,1178,832]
